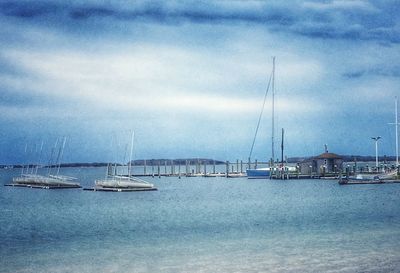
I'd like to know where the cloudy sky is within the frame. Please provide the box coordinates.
[0,0,399,164]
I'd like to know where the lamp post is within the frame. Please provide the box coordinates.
[371,136,381,169]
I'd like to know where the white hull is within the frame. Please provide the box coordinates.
[12,174,80,187]
[95,178,155,189]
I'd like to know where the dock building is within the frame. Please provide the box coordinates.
[299,151,343,175]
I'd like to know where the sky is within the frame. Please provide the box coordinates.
[0,0,399,164]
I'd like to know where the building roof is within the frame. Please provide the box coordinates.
[299,152,343,163]
[314,152,342,159]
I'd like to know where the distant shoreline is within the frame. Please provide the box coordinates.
[1,155,398,169]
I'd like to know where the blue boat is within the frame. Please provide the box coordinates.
[246,168,271,178]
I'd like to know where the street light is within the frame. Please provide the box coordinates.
[371,136,381,169]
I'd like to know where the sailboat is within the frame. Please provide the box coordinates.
[7,137,81,189]
[246,57,277,179]
[90,131,157,191]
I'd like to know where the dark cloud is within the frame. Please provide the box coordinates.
[0,1,398,44]
[343,66,400,79]
[1,1,60,18]
[69,7,115,20]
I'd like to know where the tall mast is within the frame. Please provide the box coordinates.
[56,136,67,176]
[271,56,275,165]
[47,138,59,175]
[281,128,284,164]
[128,131,134,177]
[396,97,399,166]
[35,140,44,175]
[389,97,399,167]
[22,143,28,175]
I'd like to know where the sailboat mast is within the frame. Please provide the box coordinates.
[22,143,28,175]
[128,131,134,178]
[35,140,44,175]
[56,136,67,176]
[271,56,275,165]
[396,97,399,166]
[47,138,59,175]
[281,128,284,164]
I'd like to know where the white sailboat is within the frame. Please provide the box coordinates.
[247,57,277,178]
[93,131,157,191]
[8,137,81,189]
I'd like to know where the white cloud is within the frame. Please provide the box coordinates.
[2,40,326,119]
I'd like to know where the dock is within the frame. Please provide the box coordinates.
[4,183,82,189]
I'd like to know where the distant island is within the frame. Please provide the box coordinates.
[1,156,398,169]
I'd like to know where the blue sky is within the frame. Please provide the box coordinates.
[0,0,399,164]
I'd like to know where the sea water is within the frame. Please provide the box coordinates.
[1,167,400,272]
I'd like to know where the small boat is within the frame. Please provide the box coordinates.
[247,167,272,178]
[6,138,81,189]
[94,175,156,190]
[87,131,157,192]
[7,174,81,189]
[247,165,297,179]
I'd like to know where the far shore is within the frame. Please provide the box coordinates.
[1,155,398,169]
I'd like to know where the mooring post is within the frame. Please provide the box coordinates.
[226,161,229,178]
[248,157,251,170]
[240,160,243,174]
[204,161,207,176]
[171,160,174,175]
[255,159,258,169]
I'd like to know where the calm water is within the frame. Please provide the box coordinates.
[1,167,400,273]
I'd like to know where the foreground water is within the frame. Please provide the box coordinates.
[1,167,400,273]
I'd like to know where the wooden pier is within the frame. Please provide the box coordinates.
[127,159,344,180]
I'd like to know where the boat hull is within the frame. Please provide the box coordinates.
[95,179,155,189]
[246,169,271,178]
[12,175,81,187]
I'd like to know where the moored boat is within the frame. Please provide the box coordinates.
[86,131,157,192]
